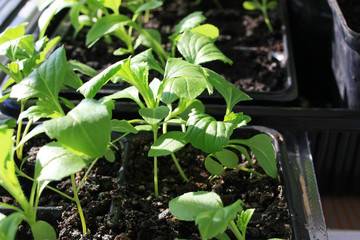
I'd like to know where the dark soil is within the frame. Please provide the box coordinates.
[1,130,292,240]
[59,0,286,94]
[338,0,360,32]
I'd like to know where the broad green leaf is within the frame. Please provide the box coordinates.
[111,119,138,133]
[0,118,16,128]
[178,99,205,121]
[78,60,123,98]
[35,142,92,181]
[177,31,232,65]
[169,191,223,221]
[44,99,112,158]
[0,127,29,210]
[205,155,225,176]
[185,109,239,153]
[172,11,206,37]
[139,106,169,125]
[18,101,62,121]
[103,86,144,107]
[131,49,164,74]
[0,23,27,45]
[230,134,277,178]
[0,212,25,240]
[135,1,163,13]
[10,46,68,103]
[63,67,84,89]
[30,220,56,240]
[214,149,239,168]
[149,131,186,157]
[237,209,255,237]
[104,0,122,14]
[68,60,98,77]
[195,200,243,239]
[190,24,219,41]
[135,29,161,51]
[204,68,251,112]
[86,14,132,46]
[162,58,206,104]
[104,149,116,163]
[224,112,251,127]
[0,35,35,61]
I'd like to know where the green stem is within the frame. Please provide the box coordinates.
[262,8,273,32]
[71,174,87,234]
[0,62,21,82]
[153,128,159,199]
[77,158,99,192]
[15,100,26,160]
[236,166,263,178]
[111,132,131,145]
[170,153,189,182]
[229,220,244,240]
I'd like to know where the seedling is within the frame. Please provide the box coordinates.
[243,0,278,32]
[169,191,254,240]
[78,26,277,199]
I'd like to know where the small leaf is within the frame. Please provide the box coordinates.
[15,124,45,150]
[149,131,186,157]
[214,149,239,169]
[190,24,219,41]
[131,49,163,74]
[104,149,116,163]
[205,155,225,176]
[185,109,238,153]
[30,220,56,240]
[103,86,143,107]
[195,199,243,239]
[111,119,138,133]
[237,209,255,237]
[44,99,111,158]
[135,1,163,13]
[231,134,277,178]
[0,23,27,45]
[104,0,121,14]
[0,212,25,240]
[35,142,92,181]
[173,11,206,36]
[139,106,169,125]
[135,124,153,132]
[204,68,251,112]
[68,60,98,77]
[86,14,132,46]
[78,60,123,98]
[267,1,278,10]
[169,191,223,221]
[177,31,232,65]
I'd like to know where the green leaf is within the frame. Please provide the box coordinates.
[169,191,223,221]
[204,155,225,176]
[267,1,278,9]
[86,14,132,46]
[35,142,92,181]
[104,148,116,163]
[68,60,98,77]
[104,0,122,14]
[243,1,260,10]
[10,46,68,102]
[0,118,16,128]
[18,101,62,121]
[135,1,163,13]
[190,24,219,41]
[178,99,205,121]
[131,49,164,74]
[149,131,186,157]
[139,106,169,125]
[70,2,85,31]
[30,220,56,240]
[161,58,206,104]
[135,124,153,132]
[15,124,46,151]
[44,99,111,158]
[0,127,29,210]
[78,60,123,98]
[0,35,35,61]
[214,149,239,169]
[237,209,255,237]
[111,119,138,133]
[230,134,277,178]
[0,23,27,45]
[185,109,239,153]
[172,11,206,37]
[103,86,143,107]
[0,212,25,240]
[177,31,232,65]
[204,68,251,112]
[195,200,243,239]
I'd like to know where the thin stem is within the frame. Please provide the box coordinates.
[236,166,263,178]
[111,132,131,145]
[229,220,244,240]
[262,8,273,32]
[15,100,26,160]
[71,174,87,234]
[16,168,75,202]
[0,62,21,82]
[170,153,189,182]
[17,118,33,160]
[77,158,99,192]
[153,128,159,199]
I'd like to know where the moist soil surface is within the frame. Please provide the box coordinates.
[60,0,286,95]
[1,131,292,240]
[338,0,360,32]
